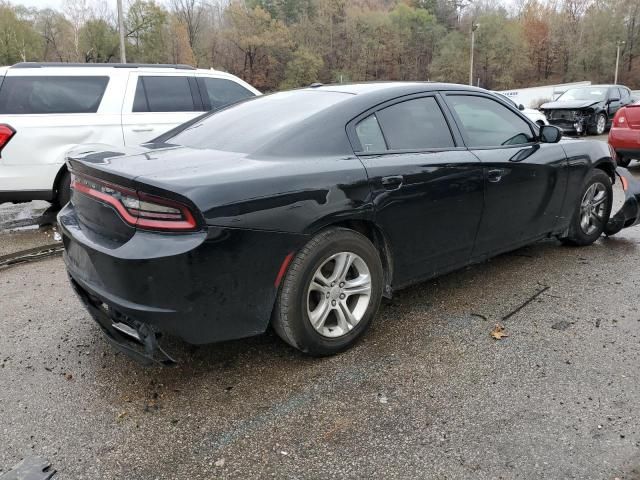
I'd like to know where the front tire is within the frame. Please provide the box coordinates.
[588,113,607,135]
[272,228,383,356]
[559,169,612,246]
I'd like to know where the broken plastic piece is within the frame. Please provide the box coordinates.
[0,457,56,480]
[604,167,640,236]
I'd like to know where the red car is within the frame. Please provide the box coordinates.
[609,100,640,167]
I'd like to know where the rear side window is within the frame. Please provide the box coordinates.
[0,76,108,114]
[133,76,198,112]
[199,77,255,110]
[447,95,533,147]
[355,114,386,152]
[376,97,455,150]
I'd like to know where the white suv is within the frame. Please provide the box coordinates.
[0,63,260,206]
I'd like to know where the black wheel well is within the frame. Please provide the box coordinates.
[327,219,394,298]
[594,161,615,184]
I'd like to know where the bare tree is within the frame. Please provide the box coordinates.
[171,0,205,50]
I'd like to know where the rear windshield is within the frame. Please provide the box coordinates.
[165,90,351,153]
[0,76,109,114]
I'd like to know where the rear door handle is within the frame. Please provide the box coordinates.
[381,175,404,190]
[487,169,505,183]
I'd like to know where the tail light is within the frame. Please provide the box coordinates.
[613,109,628,128]
[0,124,15,157]
[70,172,198,232]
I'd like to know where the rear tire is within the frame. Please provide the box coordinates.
[272,227,383,356]
[53,170,71,209]
[559,169,612,246]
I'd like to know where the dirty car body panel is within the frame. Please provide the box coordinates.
[58,83,621,364]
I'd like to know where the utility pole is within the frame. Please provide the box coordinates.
[469,23,479,86]
[117,0,126,63]
[614,40,625,84]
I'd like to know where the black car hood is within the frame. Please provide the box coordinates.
[540,100,601,110]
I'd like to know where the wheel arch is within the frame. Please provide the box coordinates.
[310,219,394,299]
[593,159,616,184]
[51,163,69,205]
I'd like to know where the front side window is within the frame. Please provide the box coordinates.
[200,77,255,110]
[133,76,197,112]
[447,95,533,147]
[0,76,109,114]
[375,97,455,150]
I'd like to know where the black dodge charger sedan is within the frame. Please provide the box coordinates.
[539,85,634,135]
[59,82,626,365]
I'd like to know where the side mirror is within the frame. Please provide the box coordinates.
[608,97,620,103]
[518,104,525,111]
[539,125,562,143]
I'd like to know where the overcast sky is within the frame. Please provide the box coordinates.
[15,0,66,9]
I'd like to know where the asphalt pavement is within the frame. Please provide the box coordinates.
[1,154,640,479]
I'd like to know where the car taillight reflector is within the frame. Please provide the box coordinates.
[0,124,15,156]
[70,172,197,231]
[613,114,627,128]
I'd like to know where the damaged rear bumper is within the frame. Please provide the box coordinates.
[69,275,177,366]
[604,167,640,236]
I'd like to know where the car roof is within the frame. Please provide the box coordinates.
[11,62,196,70]
[304,81,488,97]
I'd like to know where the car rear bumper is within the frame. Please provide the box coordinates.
[58,202,308,360]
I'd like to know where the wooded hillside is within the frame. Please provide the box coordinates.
[1,0,638,91]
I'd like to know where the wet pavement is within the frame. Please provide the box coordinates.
[2,158,640,479]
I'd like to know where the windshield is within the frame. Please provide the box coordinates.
[165,90,351,153]
[557,87,606,102]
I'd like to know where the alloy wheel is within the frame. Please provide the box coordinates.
[307,251,372,338]
[596,115,606,135]
[579,182,607,235]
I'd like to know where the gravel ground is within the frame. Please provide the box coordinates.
[1,158,640,479]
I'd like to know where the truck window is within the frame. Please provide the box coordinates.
[198,77,255,110]
[0,76,109,114]
[133,76,198,112]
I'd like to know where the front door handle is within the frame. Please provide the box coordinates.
[381,175,404,190]
[487,169,505,183]
[132,126,154,132]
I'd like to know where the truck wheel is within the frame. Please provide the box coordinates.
[559,169,612,246]
[54,171,71,208]
[272,227,383,356]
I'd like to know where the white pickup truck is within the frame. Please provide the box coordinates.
[0,63,260,206]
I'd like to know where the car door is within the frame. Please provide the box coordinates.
[442,92,568,259]
[349,94,484,286]
[121,72,204,146]
[606,87,623,121]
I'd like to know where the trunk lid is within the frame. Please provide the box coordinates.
[623,103,640,129]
